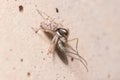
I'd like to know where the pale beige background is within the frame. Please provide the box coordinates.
[0,0,120,80]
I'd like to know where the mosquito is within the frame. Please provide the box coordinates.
[32,9,88,71]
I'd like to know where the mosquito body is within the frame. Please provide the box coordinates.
[54,28,69,65]
[32,9,88,71]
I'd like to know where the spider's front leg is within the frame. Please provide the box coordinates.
[47,35,58,55]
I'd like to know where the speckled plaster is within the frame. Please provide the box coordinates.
[0,0,120,80]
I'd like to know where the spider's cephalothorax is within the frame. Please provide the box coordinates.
[55,28,69,39]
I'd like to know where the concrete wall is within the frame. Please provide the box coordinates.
[0,0,120,80]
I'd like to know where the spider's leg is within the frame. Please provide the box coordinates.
[47,35,58,54]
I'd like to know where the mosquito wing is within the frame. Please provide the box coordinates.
[55,39,68,65]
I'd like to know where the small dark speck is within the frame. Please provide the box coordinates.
[107,74,111,79]
[102,32,107,36]
[12,67,16,70]
[27,72,31,77]
[20,58,23,62]
[43,58,45,60]
[96,36,100,40]
[63,76,66,79]
[71,57,74,62]
[55,8,59,13]
[41,51,43,53]
[9,49,13,51]
[105,46,109,50]
[34,66,36,68]
[19,5,24,12]
[35,4,37,7]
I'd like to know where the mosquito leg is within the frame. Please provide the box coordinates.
[66,44,88,66]
[31,24,48,33]
[47,43,55,54]
[36,9,50,20]
[67,50,87,66]
[47,35,58,54]
[36,9,56,23]
[67,38,88,65]
[74,39,88,66]
[66,53,88,72]
[68,38,79,51]
[31,27,41,33]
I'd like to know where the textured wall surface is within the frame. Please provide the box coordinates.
[0,0,120,80]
